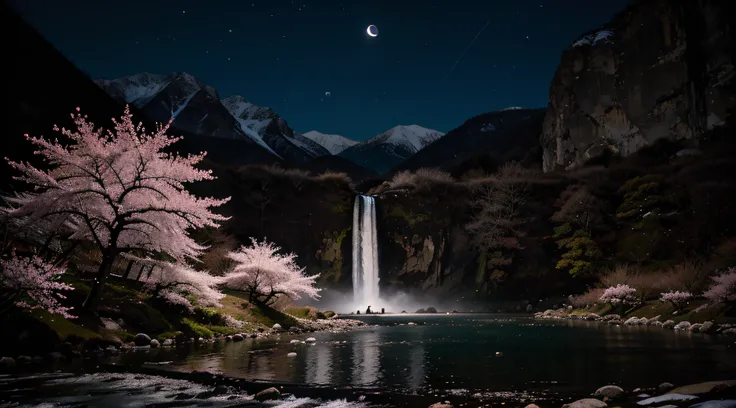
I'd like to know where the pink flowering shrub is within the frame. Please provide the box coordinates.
[0,254,75,318]
[599,284,637,305]
[223,238,321,305]
[659,290,693,311]
[138,260,224,310]
[703,267,736,304]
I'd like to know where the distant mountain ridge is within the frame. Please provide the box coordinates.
[302,131,357,155]
[95,72,329,165]
[338,125,445,174]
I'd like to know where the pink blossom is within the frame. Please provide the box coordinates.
[223,238,321,304]
[0,254,75,318]
[599,284,637,305]
[136,258,224,310]
[4,105,229,263]
[703,267,736,304]
[659,290,692,310]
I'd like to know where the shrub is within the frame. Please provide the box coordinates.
[415,168,454,183]
[316,171,353,186]
[703,267,736,304]
[388,170,416,189]
[568,288,605,308]
[659,291,693,311]
[600,284,637,305]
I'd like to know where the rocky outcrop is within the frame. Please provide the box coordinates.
[542,0,735,172]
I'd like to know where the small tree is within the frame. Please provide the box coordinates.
[600,284,637,306]
[551,185,604,277]
[4,106,229,311]
[466,162,533,288]
[222,238,320,305]
[703,267,736,304]
[0,252,75,318]
[659,290,693,311]
[138,259,224,310]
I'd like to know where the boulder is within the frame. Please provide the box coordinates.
[561,398,608,408]
[254,387,281,401]
[650,321,664,327]
[699,321,716,334]
[272,324,283,331]
[722,328,736,335]
[225,336,232,342]
[689,323,703,332]
[637,393,697,405]
[428,403,454,408]
[526,304,533,312]
[674,321,692,331]
[0,357,16,370]
[232,334,244,342]
[305,337,317,343]
[585,313,601,321]
[668,381,736,395]
[647,315,661,324]
[149,339,160,349]
[16,355,32,364]
[658,382,676,393]
[46,352,65,362]
[594,385,625,399]
[425,307,438,313]
[624,317,641,326]
[162,339,174,346]
[524,405,542,408]
[287,352,297,357]
[662,320,676,329]
[602,314,621,321]
[134,333,151,347]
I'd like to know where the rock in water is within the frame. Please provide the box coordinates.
[149,339,160,348]
[637,394,697,406]
[562,398,608,408]
[305,337,317,343]
[162,339,174,346]
[134,333,151,347]
[287,352,297,357]
[585,313,600,321]
[594,385,625,399]
[0,357,16,370]
[232,334,244,342]
[255,387,281,401]
[658,382,675,392]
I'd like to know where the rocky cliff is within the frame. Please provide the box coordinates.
[541,0,735,172]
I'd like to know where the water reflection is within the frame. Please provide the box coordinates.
[113,315,736,395]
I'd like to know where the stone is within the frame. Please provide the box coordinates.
[100,317,122,330]
[272,324,283,331]
[650,321,664,327]
[32,355,44,364]
[594,385,625,399]
[662,320,676,329]
[624,317,641,326]
[134,333,151,347]
[150,339,160,348]
[305,337,317,343]
[232,334,244,342]
[722,328,736,335]
[526,304,533,312]
[250,333,258,338]
[561,398,608,408]
[637,393,697,406]
[162,339,174,346]
[16,355,32,364]
[255,387,281,401]
[688,401,736,408]
[699,321,716,334]
[647,315,661,324]
[0,356,16,370]
[674,321,691,331]
[46,352,65,362]
[689,323,703,332]
[585,313,600,321]
[225,336,232,342]
[289,339,300,344]
[287,352,297,357]
[602,314,621,321]
[524,405,542,408]
[658,382,675,393]
[668,381,736,395]
[428,404,453,408]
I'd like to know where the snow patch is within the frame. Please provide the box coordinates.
[481,123,496,132]
[572,29,614,47]
[500,106,523,111]
[171,89,200,119]
[302,131,358,155]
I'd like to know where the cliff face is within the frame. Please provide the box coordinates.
[541,0,735,172]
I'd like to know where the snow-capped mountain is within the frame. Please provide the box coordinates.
[338,125,445,174]
[95,72,251,142]
[95,72,329,165]
[301,131,357,155]
[221,96,330,162]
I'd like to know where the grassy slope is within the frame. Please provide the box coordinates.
[570,299,734,324]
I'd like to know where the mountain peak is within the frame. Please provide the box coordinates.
[302,130,357,155]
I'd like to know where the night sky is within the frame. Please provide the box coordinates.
[11,0,629,141]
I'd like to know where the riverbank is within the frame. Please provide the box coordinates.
[0,364,733,408]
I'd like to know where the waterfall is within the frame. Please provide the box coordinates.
[352,195,380,307]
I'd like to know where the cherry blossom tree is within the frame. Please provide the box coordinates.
[659,290,693,311]
[703,267,736,304]
[136,258,224,310]
[4,106,229,311]
[599,284,637,305]
[0,253,75,318]
[222,238,321,305]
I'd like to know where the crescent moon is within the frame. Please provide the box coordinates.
[366,25,378,37]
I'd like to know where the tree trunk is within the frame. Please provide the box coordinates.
[81,253,114,312]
